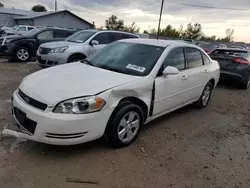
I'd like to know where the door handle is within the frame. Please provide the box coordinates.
[181,75,188,80]
[204,69,208,73]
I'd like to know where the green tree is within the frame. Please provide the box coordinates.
[160,24,182,38]
[31,4,47,12]
[182,23,202,40]
[0,2,4,7]
[105,15,124,30]
[123,22,140,33]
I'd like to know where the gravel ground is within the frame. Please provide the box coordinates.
[0,62,250,188]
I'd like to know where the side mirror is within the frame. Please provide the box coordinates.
[163,66,180,75]
[90,40,99,45]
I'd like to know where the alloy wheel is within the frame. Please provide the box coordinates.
[117,111,140,144]
[17,49,29,61]
[202,85,211,106]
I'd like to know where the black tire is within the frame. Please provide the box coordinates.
[16,47,30,62]
[239,78,250,90]
[105,101,144,148]
[195,82,213,108]
[67,54,85,63]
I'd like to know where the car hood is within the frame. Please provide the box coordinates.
[40,41,83,48]
[0,35,21,40]
[19,63,140,106]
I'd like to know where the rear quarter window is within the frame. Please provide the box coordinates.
[185,48,203,68]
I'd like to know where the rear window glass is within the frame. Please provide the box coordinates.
[211,49,249,59]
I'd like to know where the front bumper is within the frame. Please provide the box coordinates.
[36,51,69,67]
[3,90,113,145]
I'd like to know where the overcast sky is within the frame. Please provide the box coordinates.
[2,0,250,41]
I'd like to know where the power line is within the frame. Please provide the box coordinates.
[165,1,250,11]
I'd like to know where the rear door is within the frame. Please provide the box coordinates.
[183,47,208,100]
[89,32,110,54]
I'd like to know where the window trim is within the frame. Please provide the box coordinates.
[184,47,204,69]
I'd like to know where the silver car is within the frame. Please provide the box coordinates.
[37,30,139,68]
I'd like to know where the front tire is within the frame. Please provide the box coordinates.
[195,82,213,108]
[67,54,85,63]
[105,101,144,148]
[16,47,30,62]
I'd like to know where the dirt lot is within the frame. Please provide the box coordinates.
[0,62,250,188]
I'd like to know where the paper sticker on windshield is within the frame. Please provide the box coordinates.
[126,64,146,73]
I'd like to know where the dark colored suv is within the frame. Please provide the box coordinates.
[209,48,250,89]
[0,28,74,62]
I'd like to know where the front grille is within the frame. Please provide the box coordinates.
[38,59,46,64]
[18,89,47,111]
[14,107,37,134]
[39,47,51,55]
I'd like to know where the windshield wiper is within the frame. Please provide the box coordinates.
[99,65,127,74]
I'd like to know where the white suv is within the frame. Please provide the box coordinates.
[37,30,139,68]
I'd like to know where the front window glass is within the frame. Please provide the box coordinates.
[37,30,54,40]
[66,30,96,43]
[163,48,185,70]
[85,42,164,76]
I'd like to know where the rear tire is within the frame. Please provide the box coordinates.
[195,82,213,108]
[240,78,250,90]
[105,101,144,148]
[67,54,85,63]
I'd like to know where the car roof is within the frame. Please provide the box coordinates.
[118,38,197,47]
[83,29,139,36]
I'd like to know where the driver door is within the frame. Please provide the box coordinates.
[153,48,191,116]
[89,32,110,55]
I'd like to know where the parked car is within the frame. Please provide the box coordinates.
[0,28,74,62]
[3,25,36,36]
[36,29,139,68]
[5,39,220,147]
[209,48,250,89]
[200,43,226,53]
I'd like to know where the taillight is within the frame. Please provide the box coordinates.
[233,58,250,64]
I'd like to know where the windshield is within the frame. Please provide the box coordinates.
[12,25,19,30]
[66,30,96,43]
[84,42,164,76]
[21,28,40,37]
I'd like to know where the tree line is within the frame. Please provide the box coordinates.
[105,15,234,42]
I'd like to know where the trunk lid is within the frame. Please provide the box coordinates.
[209,55,239,70]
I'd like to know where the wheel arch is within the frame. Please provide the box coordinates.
[67,53,87,62]
[107,97,149,126]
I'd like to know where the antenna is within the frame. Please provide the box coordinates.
[55,0,57,11]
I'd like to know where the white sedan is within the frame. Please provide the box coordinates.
[4,39,220,147]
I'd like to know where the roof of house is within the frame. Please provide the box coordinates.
[14,10,93,26]
[0,7,30,15]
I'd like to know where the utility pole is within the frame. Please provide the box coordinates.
[157,0,164,39]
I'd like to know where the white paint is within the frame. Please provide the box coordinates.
[6,39,220,146]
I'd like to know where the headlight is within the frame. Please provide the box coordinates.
[50,46,68,53]
[53,96,106,114]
